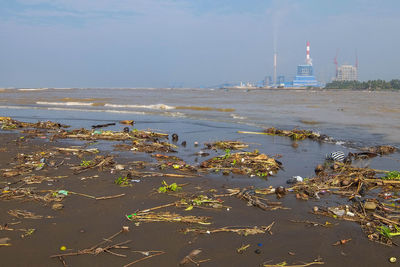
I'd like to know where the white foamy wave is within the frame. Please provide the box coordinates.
[335,141,346,146]
[166,112,186,118]
[104,103,175,110]
[0,105,36,110]
[19,88,49,91]
[37,101,94,106]
[46,107,147,115]
[230,114,247,120]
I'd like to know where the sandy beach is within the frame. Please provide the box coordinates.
[0,114,400,267]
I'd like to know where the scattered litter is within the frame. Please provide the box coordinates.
[287,176,303,184]
[0,237,11,247]
[126,212,211,225]
[8,209,48,219]
[332,239,351,246]
[204,141,248,150]
[183,222,274,236]
[237,244,250,254]
[91,123,115,129]
[263,258,325,267]
[51,226,133,266]
[200,150,282,177]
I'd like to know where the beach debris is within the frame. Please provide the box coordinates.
[119,120,134,125]
[125,251,165,267]
[21,228,35,238]
[179,249,211,266]
[22,175,67,185]
[0,117,69,130]
[0,237,11,247]
[204,141,248,150]
[115,139,177,153]
[332,238,351,246]
[52,203,64,210]
[236,244,250,254]
[158,180,182,193]
[152,154,196,172]
[382,171,400,180]
[115,176,132,187]
[361,145,397,155]
[200,150,282,177]
[7,209,48,219]
[126,212,211,225]
[182,223,274,236]
[325,151,347,163]
[134,195,226,215]
[238,127,331,142]
[178,195,226,210]
[70,155,115,174]
[289,220,336,228]
[287,176,303,184]
[263,258,325,267]
[91,123,115,129]
[50,227,132,265]
[389,257,397,263]
[56,147,99,154]
[222,187,288,211]
[172,133,179,142]
[364,201,377,210]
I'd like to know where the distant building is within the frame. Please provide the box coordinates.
[336,65,358,81]
[292,65,319,87]
[277,75,285,85]
[292,41,320,87]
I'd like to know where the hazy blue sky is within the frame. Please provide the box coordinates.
[1,0,399,87]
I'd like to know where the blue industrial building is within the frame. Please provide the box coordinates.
[292,64,319,87]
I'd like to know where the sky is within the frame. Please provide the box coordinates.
[1,0,399,88]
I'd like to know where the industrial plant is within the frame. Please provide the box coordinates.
[264,41,321,88]
[222,41,359,89]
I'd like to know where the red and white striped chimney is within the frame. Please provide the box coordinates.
[306,41,311,65]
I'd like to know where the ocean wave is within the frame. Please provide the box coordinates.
[230,113,247,120]
[36,101,94,106]
[19,88,49,91]
[104,103,175,110]
[175,106,235,112]
[46,107,147,115]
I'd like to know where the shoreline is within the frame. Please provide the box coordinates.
[1,117,400,266]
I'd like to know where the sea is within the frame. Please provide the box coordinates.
[1,87,399,187]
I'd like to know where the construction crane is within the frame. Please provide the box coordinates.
[334,49,339,79]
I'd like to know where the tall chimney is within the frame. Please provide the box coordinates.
[273,52,277,86]
[306,41,312,65]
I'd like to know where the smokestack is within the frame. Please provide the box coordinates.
[273,52,277,86]
[306,41,312,65]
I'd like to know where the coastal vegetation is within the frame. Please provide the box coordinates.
[325,79,400,90]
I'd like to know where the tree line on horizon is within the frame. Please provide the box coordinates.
[325,79,400,90]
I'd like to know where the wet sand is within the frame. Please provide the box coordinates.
[0,122,399,267]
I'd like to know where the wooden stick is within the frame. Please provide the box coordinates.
[373,214,400,226]
[264,261,324,267]
[123,251,165,267]
[58,256,67,267]
[138,202,176,213]
[96,193,125,200]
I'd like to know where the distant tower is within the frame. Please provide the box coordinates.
[273,52,277,86]
[292,41,319,87]
[306,41,312,65]
[355,50,358,77]
[334,49,339,79]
